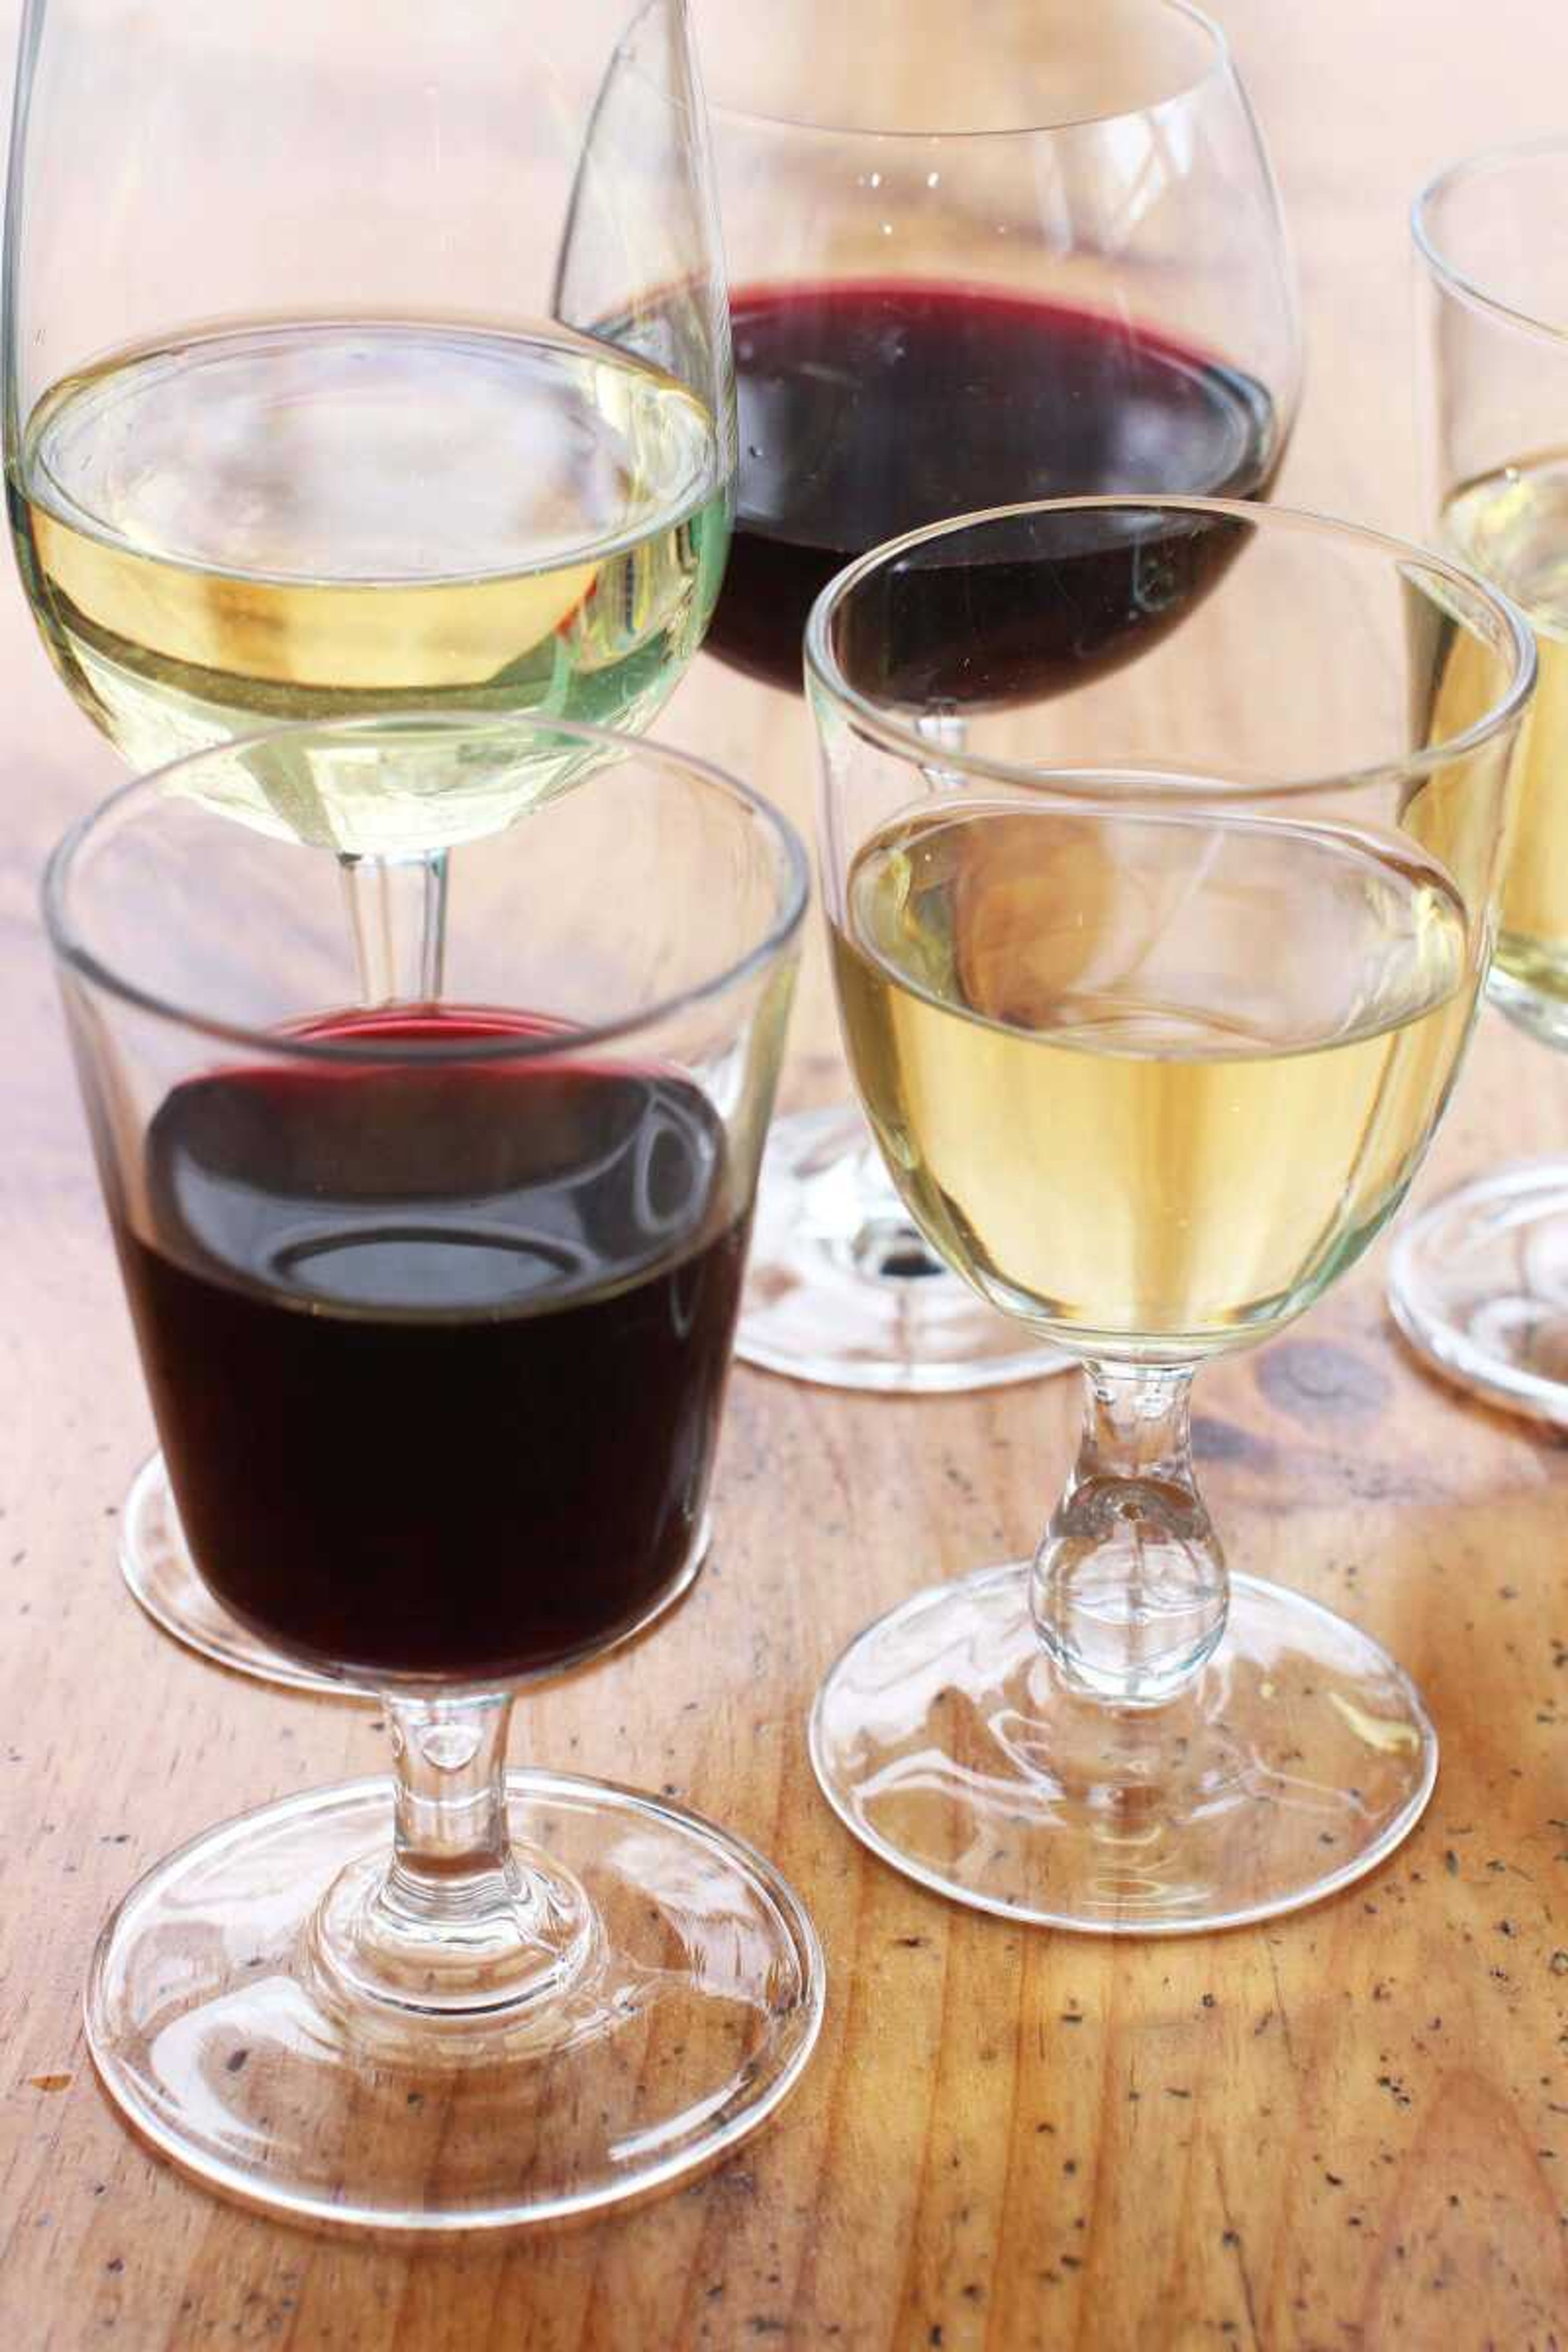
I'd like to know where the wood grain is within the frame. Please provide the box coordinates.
[5,2,1568,2345]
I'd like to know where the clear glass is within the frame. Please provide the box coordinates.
[807,495,1532,1931]
[47,714,822,2225]
[1388,137,1568,1424]
[3,0,735,1686]
[692,0,1302,1393]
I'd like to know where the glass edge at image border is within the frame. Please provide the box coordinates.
[1413,131,1568,351]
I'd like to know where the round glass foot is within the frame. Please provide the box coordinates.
[1388,1160,1568,1425]
[86,1771,825,2230]
[736,1103,1072,1393]
[810,1564,1436,1934]
[121,1454,371,1697]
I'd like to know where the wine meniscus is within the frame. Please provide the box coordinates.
[833,800,1475,1359]
[1441,456,1568,1036]
[10,319,728,852]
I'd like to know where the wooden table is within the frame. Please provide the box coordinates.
[6,3,1568,2344]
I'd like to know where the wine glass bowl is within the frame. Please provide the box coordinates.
[692,0,1302,1392]
[806,496,1533,1931]
[4,0,732,832]
[48,714,822,2224]
[1388,136,1568,1425]
[4,0,735,1687]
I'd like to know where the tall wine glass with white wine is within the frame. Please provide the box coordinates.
[808,496,1532,1932]
[2,0,733,1688]
[1389,138,1568,1423]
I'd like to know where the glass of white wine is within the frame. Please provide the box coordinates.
[808,495,1532,1932]
[1389,139,1568,1423]
[2,0,733,1688]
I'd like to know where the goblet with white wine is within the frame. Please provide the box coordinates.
[809,495,1532,1931]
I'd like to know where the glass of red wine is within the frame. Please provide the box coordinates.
[695,0,1302,1391]
[47,712,820,2230]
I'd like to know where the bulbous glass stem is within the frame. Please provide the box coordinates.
[1031,1361,1227,1706]
[305,1692,595,2046]
[340,848,449,1004]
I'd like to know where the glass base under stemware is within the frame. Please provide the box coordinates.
[810,1564,1436,1934]
[735,1103,1073,1393]
[1388,1160,1568,1425]
[121,1454,369,1696]
[86,1770,824,2230]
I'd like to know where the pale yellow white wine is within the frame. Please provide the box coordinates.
[10,319,728,851]
[1441,457,1568,1038]
[833,801,1475,1359]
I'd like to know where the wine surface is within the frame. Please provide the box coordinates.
[113,1012,746,1682]
[833,802,1474,1358]
[11,321,727,851]
[1442,457,1568,1031]
[705,280,1279,694]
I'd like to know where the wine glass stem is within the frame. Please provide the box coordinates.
[340,849,449,1004]
[308,1690,595,2026]
[1031,1360,1228,1705]
[385,1691,516,1920]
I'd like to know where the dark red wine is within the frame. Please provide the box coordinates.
[112,1011,747,1684]
[705,279,1280,697]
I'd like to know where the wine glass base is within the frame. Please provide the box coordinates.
[85,1770,825,2230]
[735,1104,1072,1393]
[1388,1161,1568,1425]
[120,1454,371,1697]
[810,1564,1436,1934]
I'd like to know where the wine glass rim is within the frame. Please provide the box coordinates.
[803,492,1538,802]
[42,713,811,1065]
[1413,134,1568,348]
[704,0,1228,143]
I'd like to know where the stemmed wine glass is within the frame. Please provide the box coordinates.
[694,0,1301,1392]
[1388,138,1568,1422]
[807,496,1532,1931]
[47,712,820,2226]
[4,0,733,1689]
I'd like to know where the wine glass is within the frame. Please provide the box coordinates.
[1388,137,1568,1423]
[3,0,733,1688]
[47,711,820,2226]
[806,496,1532,1931]
[693,0,1301,1392]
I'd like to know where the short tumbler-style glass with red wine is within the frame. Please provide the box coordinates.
[694,0,1302,1393]
[47,713,821,2231]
